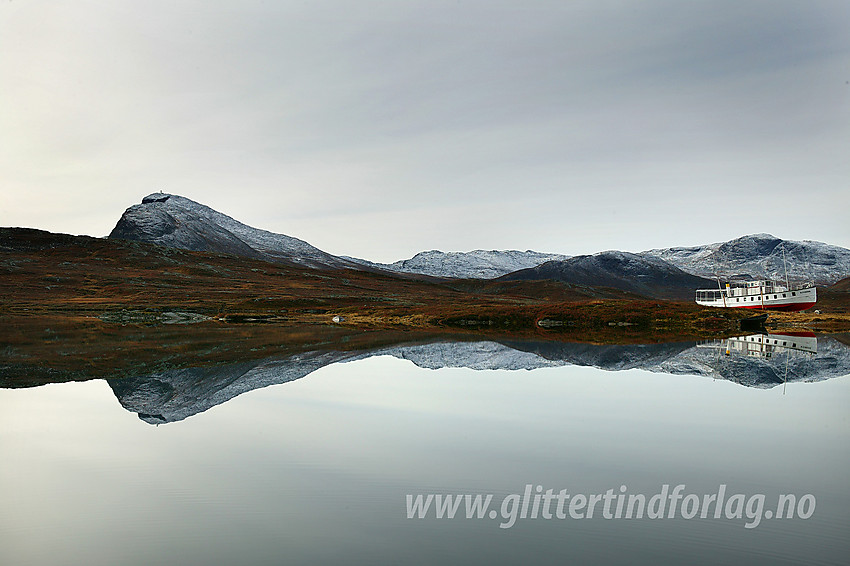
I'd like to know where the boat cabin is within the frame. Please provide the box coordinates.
[726,280,784,297]
[696,280,785,301]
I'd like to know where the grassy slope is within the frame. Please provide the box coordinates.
[816,276,850,312]
[763,276,850,332]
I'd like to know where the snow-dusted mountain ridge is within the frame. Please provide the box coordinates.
[366,235,850,283]
[110,193,567,276]
[108,194,850,283]
[347,249,573,279]
[640,233,850,285]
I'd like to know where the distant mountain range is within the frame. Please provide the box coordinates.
[345,249,572,279]
[373,237,850,286]
[109,194,850,297]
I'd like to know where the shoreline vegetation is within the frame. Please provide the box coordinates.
[2,228,849,377]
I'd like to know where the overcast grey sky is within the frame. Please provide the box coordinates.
[2,1,848,261]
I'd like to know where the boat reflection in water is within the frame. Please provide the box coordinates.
[701,331,818,358]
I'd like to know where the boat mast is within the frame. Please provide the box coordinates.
[715,274,727,308]
[781,242,790,289]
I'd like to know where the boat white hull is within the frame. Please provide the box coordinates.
[695,286,816,312]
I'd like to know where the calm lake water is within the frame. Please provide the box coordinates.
[2,334,849,565]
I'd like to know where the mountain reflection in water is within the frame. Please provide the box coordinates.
[106,333,850,424]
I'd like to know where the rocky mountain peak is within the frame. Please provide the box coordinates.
[109,193,358,269]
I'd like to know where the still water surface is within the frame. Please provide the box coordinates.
[1,338,849,565]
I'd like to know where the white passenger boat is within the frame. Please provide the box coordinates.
[695,280,816,312]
